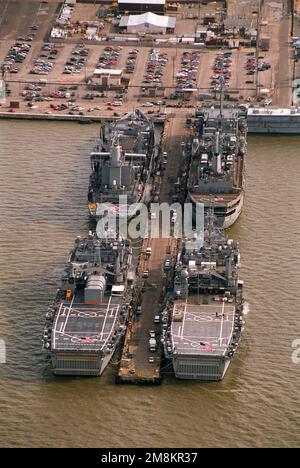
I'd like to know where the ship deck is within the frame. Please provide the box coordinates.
[52,290,121,351]
[189,192,242,205]
[171,299,235,357]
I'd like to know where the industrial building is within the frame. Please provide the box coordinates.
[117,0,166,15]
[119,12,176,34]
[93,69,123,87]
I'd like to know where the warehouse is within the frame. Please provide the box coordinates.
[117,0,166,14]
[93,69,123,87]
[119,12,176,34]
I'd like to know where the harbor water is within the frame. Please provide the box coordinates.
[0,120,300,448]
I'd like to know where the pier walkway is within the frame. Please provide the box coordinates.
[116,115,190,384]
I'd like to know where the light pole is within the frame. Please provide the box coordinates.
[256,0,262,98]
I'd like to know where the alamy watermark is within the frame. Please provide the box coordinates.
[95,197,205,250]
[291,339,300,364]
[0,339,6,364]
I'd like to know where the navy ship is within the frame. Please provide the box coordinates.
[187,87,247,228]
[43,231,133,376]
[88,110,156,220]
[163,213,245,381]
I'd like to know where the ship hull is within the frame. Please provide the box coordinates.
[89,202,143,223]
[51,344,117,377]
[88,109,157,222]
[172,354,231,381]
[89,194,150,223]
[164,287,244,382]
[189,190,244,229]
[223,192,244,229]
[49,272,130,377]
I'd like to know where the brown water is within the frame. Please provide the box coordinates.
[0,120,300,448]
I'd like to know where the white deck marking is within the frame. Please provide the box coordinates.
[99,295,112,342]
[102,305,120,350]
[219,300,225,345]
[181,300,187,339]
[226,305,236,349]
[61,294,75,335]
[53,303,63,348]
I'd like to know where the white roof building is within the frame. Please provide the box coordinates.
[93,69,123,76]
[119,12,176,34]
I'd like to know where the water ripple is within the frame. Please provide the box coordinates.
[0,125,300,447]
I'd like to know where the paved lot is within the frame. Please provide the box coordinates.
[0,44,266,116]
[0,0,58,41]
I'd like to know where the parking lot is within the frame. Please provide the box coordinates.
[0,0,58,41]
[0,40,279,116]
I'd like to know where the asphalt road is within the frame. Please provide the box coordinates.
[0,0,58,41]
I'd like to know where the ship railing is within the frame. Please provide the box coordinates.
[198,173,233,183]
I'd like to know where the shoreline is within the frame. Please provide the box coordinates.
[2,109,300,134]
[0,111,167,124]
[0,111,108,123]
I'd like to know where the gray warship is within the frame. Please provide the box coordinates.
[187,89,247,229]
[43,231,133,376]
[163,213,245,381]
[88,110,156,220]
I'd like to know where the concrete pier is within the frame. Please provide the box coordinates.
[247,107,300,133]
[116,116,189,384]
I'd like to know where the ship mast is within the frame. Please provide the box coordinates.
[219,76,225,120]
